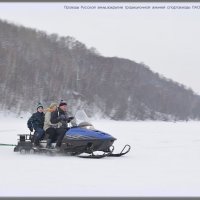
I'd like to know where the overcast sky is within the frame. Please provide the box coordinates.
[1,2,200,94]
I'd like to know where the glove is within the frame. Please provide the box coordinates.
[58,114,67,121]
[29,127,33,132]
[67,116,74,123]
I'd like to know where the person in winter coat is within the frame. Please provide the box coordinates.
[50,100,76,150]
[43,102,58,148]
[27,103,45,147]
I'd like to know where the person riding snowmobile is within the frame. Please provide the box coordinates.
[50,100,76,150]
[27,103,45,147]
[43,102,58,148]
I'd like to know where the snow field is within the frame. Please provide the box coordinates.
[0,115,200,196]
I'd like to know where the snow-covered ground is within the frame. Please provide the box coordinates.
[1,114,200,197]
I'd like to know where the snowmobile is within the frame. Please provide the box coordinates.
[13,110,131,159]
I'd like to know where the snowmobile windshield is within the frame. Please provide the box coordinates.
[74,110,95,130]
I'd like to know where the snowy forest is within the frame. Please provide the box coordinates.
[1,19,200,120]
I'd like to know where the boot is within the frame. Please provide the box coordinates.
[55,145,61,152]
[34,138,39,146]
[34,137,42,148]
[46,139,52,148]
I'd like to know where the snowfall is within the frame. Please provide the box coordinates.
[0,113,200,197]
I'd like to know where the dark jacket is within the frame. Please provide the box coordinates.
[51,107,76,128]
[27,111,45,130]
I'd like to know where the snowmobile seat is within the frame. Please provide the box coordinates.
[17,134,32,142]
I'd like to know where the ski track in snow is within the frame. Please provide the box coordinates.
[0,115,200,197]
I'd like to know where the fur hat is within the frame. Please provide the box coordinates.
[59,100,67,107]
[37,102,43,110]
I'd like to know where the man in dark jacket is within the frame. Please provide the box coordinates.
[50,100,76,150]
[27,103,45,147]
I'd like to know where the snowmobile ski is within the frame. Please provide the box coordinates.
[77,145,114,159]
[108,144,131,157]
[77,152,110,159]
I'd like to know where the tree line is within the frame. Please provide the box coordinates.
[0,19,200,120]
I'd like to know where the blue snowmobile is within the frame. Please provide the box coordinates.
[14,110,131,158]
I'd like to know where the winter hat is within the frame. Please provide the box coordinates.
[37,102,43,110]
[59,100,67,107]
